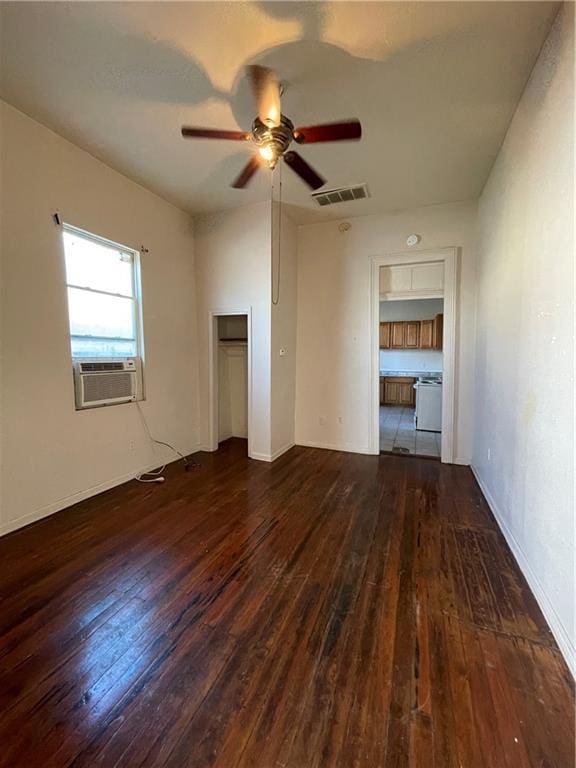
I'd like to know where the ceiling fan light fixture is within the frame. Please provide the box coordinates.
[258,144,276,164]
[181,66,361,189]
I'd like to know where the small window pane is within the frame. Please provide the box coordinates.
[64,231,134,296]
[67,287,135,341]
[71,337,137,358]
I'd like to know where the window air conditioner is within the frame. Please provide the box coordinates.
[73,358,142,409]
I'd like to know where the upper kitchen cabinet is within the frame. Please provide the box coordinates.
[380,262,444,300]
[391,322,405,348]
[404,321,420,348]
[379,315,443,350]
[379,321,391,349]
[433,313,443,349]
[419,319,434,348]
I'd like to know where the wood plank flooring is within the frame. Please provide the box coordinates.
[0,439,573,767]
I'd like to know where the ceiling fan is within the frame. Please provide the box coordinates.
[181,65,362,190]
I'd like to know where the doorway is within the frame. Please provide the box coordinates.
[208,310,252,457]
[379,298,443,458]
[370,248,457,463]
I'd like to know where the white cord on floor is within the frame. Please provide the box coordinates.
[135,400,190,482]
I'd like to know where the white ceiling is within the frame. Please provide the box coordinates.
[0,2,558,223]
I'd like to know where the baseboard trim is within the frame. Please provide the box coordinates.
[270,442,295,461]
[1,446,201,538]
[471,464,575,678]
[1,461,155,537]
[295,439,373,455]
[250,442,295,463]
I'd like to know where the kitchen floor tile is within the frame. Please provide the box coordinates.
[380,405,440,458]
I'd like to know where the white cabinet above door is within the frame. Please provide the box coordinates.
[380,262,444,300]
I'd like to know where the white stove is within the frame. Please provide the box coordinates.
[414,377,442,432]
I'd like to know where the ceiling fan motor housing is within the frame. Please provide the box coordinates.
[251,115,294,168]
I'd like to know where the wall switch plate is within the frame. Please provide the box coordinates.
[279,348,286,357]
[319,416,326,426]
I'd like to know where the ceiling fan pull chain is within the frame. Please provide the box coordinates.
[272,162,282,306]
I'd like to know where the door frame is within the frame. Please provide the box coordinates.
[370,247,458,463]
[207,307,253,458]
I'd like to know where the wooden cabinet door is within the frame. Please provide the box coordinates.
[384,381,399,404]
[433,314,444,349]
[419,320,433,349]
[405,321,420,348]
[391,322,405,348]
[399,382,415,406]
[379,378,385,405]
[379,322,391,349]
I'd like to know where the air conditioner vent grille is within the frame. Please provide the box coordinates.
[83,372,134,403]
[80,361,125,372]
[312,183,370,207]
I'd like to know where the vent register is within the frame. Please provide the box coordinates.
[311,183,369,207]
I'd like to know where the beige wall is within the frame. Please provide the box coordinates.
[194,203,273,459]
[194,202,298,461]
[271,204,297,458]
[0,101,199,534]
[295,201,477,461]
[473,6,574,673]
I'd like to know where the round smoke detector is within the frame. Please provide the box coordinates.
[406,234,421,247]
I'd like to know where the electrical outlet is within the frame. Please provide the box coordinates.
[319,416,327,426]
[338,416,343,425]
[487,448,491,461]
[129,440,136,451]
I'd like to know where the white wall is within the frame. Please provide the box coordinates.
[295,201,477,460]
[0,101,199,534]
[472,6,574,674]
[271,204,297,458]
[194,203,272,459]
[379,298,443,372]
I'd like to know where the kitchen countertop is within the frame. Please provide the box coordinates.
[379,370,442,378]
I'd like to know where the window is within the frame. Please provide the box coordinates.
[62,225,142,358]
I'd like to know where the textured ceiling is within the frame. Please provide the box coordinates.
[0,2,558,222]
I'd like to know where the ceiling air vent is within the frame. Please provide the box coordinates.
[311,183,370,207]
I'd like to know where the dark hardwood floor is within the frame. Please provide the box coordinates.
[0,439,573,767]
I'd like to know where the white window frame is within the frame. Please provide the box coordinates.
[62,223,144,360]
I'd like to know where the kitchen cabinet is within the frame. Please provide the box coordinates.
[399,381,415,405]
[382,377,416,407]
[419,319,434,349]
[384,380,399,404]
[433,313,443,349]
[391,322,405,348]
[380,262,444,299]
[379,322,391,349]
[405,321,420,348]
[379,316,442,350]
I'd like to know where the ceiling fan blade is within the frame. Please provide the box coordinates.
[293,120,362,144]
[247,65,281,127]
[231,155,261,189]
[283,151,325,190]
[182,126,250,141]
